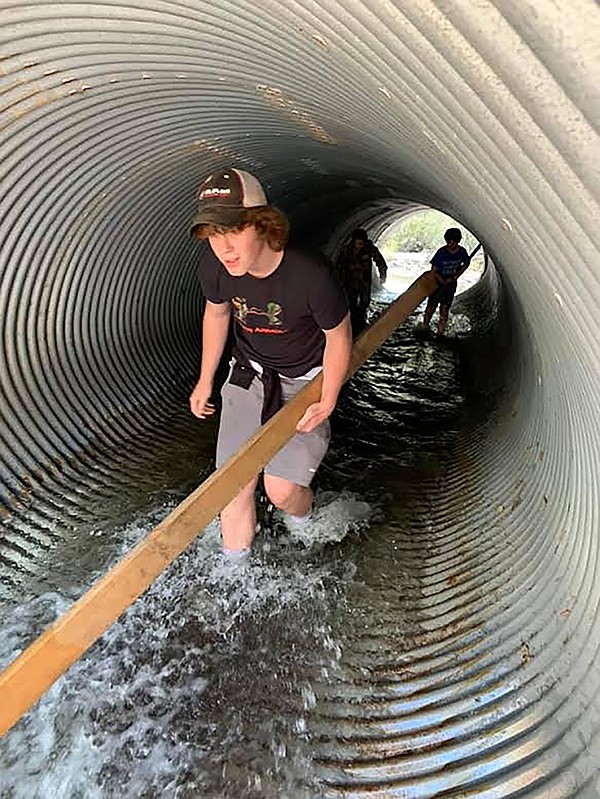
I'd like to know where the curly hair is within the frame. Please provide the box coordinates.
[444,227,462,243]
[193,206,290,251]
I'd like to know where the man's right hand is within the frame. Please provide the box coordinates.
[190,381,215,419]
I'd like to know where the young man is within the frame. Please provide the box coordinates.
[189,168,352,559]
[335,228,387,336]
[422,227,471,336]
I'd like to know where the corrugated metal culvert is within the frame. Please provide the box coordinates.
[1,1,599,796]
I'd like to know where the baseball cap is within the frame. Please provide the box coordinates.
[190,168,268,232]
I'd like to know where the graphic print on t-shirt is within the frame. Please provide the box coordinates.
[431,245,469,279]
[198,245,348,376]
[232,296,287,334]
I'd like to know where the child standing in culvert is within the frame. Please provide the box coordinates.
[422,227,471,336]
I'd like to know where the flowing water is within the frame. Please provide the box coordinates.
[0,289,483,798]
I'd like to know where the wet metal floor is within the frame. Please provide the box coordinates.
[1,299,483,798]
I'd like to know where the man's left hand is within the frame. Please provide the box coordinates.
[296,401,335,433]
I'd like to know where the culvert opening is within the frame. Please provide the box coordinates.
[331,206,487,340]
[376,207,485,299]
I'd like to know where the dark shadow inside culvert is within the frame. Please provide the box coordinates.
[1,2,599,796]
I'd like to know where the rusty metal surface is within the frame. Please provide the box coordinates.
[1,0,599,795]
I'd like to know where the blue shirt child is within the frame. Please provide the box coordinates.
[430,244,470,280]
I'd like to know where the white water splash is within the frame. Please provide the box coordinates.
[0,492,365,799]
[446,312,473,336]
[411,311,472,338]
[279,490,373,548]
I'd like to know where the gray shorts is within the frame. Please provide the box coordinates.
[216,367,331,486]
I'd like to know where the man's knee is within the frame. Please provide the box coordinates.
[264,475,299,509]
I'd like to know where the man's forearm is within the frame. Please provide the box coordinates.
[197,307,230,387]
[320,315,352,407]
[374,251,387,281]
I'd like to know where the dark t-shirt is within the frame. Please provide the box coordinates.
[337,241,386,296]
[338,243,373,299]
[198,245,348,377]
[430,245,470,279]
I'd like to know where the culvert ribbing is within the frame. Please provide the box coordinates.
[1,1,599,796]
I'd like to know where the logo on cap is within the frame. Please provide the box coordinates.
[200,186,232,200]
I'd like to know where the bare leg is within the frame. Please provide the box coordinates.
[220,476,259,551]
[423,297,437,328]
[437,305,450,335]
[264,474,312,517]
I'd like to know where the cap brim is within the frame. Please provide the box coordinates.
[190,205,248,234]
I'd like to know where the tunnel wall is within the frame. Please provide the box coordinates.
[1,1,599,795]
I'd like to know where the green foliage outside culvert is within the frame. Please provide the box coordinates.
[376,209,485,298]
[379,209,482,256]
